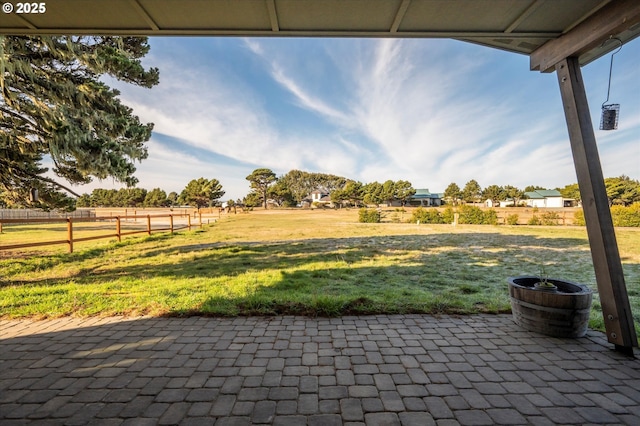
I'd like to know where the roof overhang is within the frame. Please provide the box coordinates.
[2,0,639,72]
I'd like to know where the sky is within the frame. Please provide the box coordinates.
[85,36,639,200]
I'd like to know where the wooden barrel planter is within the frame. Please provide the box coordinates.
[508,276,592,338]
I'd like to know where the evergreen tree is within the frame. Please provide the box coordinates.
[0,35,159,209]
[444,182,462,205]
[381,180,396,206]
[276,169,348,203]
[246,168,277,209]
[502,185,525,207]
[179,178,225,208]
[394,180,416,207]
[461,179,482,203]
[167,191,179,206]
[481,185,504,206]
[363,181,384,205]
[604,175,640,206]
[144,188,168,207]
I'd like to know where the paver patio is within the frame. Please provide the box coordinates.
[1,314,639,425]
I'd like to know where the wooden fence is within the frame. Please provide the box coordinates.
[0,213,204,253]
[0,208,96,220]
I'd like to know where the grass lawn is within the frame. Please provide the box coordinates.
[1,208,639,336]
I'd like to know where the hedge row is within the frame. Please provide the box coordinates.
[362,203,640,227]
[574,203,640,227]
[410,206,498,225]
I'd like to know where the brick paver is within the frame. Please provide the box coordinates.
[1,314,639,424]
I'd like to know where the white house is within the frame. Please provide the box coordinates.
[525,189,564,208]
[301,190,332,208]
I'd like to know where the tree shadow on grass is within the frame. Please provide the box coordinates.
[3,233,596,287]
[2,231,639,335]
[4,232,617,314]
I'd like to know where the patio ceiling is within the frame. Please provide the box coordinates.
[1,0,640,71]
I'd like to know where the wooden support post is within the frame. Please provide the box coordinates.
[187,214,191,230]
[556,57,637,353]
[67,218,73,253]
[147,215,151,235]
[116,217,121,242]
[170,215,174,234]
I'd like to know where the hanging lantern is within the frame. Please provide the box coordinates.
[599,38,622,131]
[600,104,619,130]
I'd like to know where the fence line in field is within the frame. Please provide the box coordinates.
[0,208,96,220]
[0,212,212,253]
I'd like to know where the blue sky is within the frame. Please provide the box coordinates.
[92,36,639,200]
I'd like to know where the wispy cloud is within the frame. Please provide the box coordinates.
[90,36,639,198]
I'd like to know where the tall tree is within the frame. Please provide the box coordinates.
[524,185,546,192]
[604,175,640,206]
[502,185,525,207]
[276,169,348,203]
[394,180,416,207]
[559,183,581,203]
[246,168,277,209]
[268,179,296,207]
[0,35,159,210]
[444,182,462,206]
[144,188,168,207]
[481,185,504,206]
[341,181,364,207]
[167,191,179,206]
[179,178,225,208]
[461,179,482,203]
[363,181,384,205]
[381,180,396,206]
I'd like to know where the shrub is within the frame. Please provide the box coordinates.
[458,205,485,224]
[527,215,542,225]
[411,207,443,224]
[359,208,380,223]
[442,206,455,224]
[506,214,519,225]
[541,211,561,226]
[573,204,640,227]
[611,203,640,227]
[483,209,498,225]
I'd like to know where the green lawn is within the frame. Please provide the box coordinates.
[1,209,639,336]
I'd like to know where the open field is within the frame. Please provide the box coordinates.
[1,209,639,336]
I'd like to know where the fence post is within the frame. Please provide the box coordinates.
[147,215,151,235]
[67,218,73,253]
[187,214,191,230]
[116,216,121,242]
[170,215,174,234]
[199,211,203,228]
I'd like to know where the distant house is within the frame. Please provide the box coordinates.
[409,189,443,207]
[497,198,519,207]
[301,190,332,208]
[524,189,565,208]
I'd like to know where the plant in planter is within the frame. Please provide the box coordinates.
[508,270,593,338]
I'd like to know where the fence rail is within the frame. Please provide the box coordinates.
[0,208,96,220]
[0,213,203,253]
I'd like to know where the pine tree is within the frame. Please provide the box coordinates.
[246,168,277,209]
[179,178,225,208]
[0,35,159,209]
